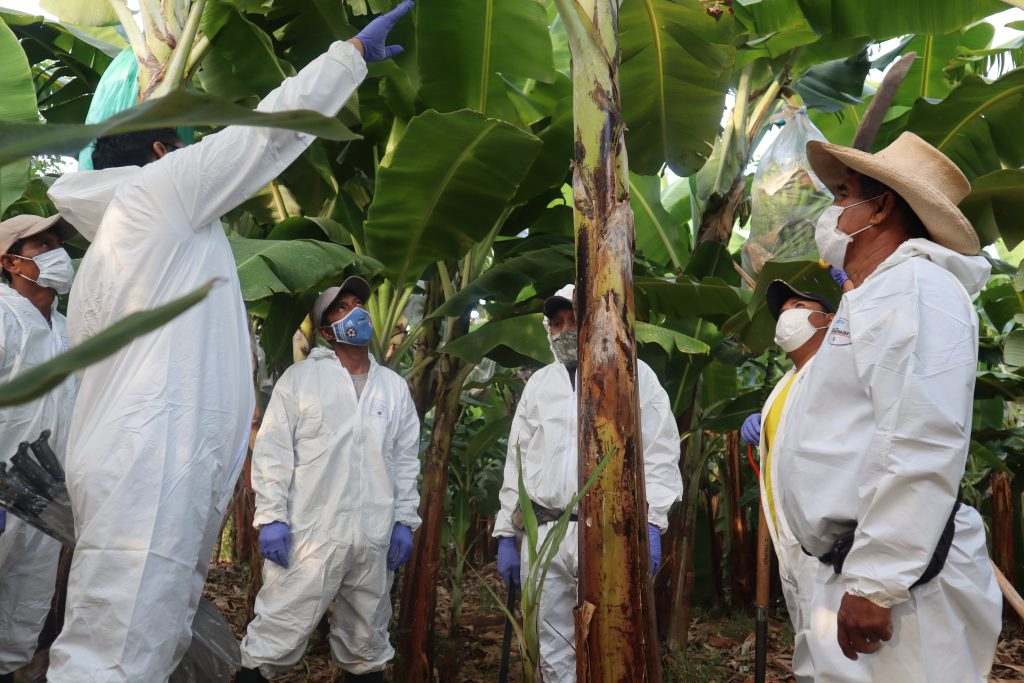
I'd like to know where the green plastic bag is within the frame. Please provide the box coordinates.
[78,48,194,170]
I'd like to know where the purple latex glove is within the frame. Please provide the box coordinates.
[0,508,6,535]
[830,265,849,288]
[741,413,762,446]
[354,0,414,62]
[387,523,414,570]
[496,537,521,587]
[259,521,291,569]
[648,524,662,576]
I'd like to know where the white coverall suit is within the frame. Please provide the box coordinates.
[240,349,421,678]
[493,360,683,683]
[756,360,850,683]
[46,41,369,682]
[776,239,1002,682]
[0,286,77,674]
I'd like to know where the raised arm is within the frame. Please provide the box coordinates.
[149,1,414,228]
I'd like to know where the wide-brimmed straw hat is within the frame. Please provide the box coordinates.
[806,132,979,255]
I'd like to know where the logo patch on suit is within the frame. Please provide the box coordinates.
[370,398,387,419]
[828,317,851,346]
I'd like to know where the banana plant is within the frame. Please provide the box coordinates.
[40,0,209,100]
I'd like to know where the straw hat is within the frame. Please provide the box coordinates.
[806,132,979,255]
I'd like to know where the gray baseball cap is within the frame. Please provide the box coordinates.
[312,276,372,325]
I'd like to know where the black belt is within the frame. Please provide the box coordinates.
[530,501,577,525]
[512,500,578,530]
[809,501,960,589]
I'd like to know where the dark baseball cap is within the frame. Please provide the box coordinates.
[765,279,834,320]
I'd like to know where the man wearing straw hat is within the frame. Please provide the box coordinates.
[772,132,1001,681]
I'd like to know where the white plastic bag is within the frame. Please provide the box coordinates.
[743,106,832,274]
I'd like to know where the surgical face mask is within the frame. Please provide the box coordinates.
[328,307,373,346]
[13,248,74,295]
[548,328,578,366]
[814,196,881,269]
[774,308,828,353]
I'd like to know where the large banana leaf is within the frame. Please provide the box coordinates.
[0,282,213,408]
[417,0,554,120]
[960,169,1024,250]
[441,313,707,367]
[0,18,37,215]
[892,25,995,108]
[364,109,542,288]
[631,173,689,272]
[230,234,381,302]
[0,89,359,166]
[733,0,820,59]
[431,243,575,318]
[796,0,1005,41]
[1,10,124,123]
[619,0,737,177]
[200,1,293,99]
[268,0,355,67]
[442,313,554,366]
[883,69,1024,180]
[634,276,746,327]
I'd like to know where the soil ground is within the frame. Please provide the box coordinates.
[204,560,1024,682]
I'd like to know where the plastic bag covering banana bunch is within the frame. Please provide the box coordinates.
[743,106,833,275]
[0,431,240,681]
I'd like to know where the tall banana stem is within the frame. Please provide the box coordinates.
[151,0,207,98]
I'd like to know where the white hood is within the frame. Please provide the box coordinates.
[873,238,991,296]
[47,167,138,242]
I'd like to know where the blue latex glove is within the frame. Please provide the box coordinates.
[387,523,414,570]
[0,508,6,535]
[741,413,762,446]
[830,265,849,288]
[496,537,521,587]
[259,521,291,569]
[354,0,414,62]
[648,524,662,576]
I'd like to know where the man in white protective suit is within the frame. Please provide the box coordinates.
[43,4,414,680]
[492,284,683,683]
[740,280,838,683]
[773,132,1002,682]
[237,276,421,682]
[0,215,77,683]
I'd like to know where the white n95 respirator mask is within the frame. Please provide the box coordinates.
[774,308,827,353]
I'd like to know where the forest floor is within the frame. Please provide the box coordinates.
[205,560,1024,682]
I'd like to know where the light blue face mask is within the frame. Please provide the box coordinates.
[329,307,373,346]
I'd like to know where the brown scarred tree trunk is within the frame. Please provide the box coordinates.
[396,325,471,682]
[553,0,660,679]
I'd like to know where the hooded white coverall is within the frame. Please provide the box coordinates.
[46,41,369,682]
[0,286,77,674]
[756,364,815,683]
[240,349,421,677]
[493,360,683,683]
[776,239,1001,682]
